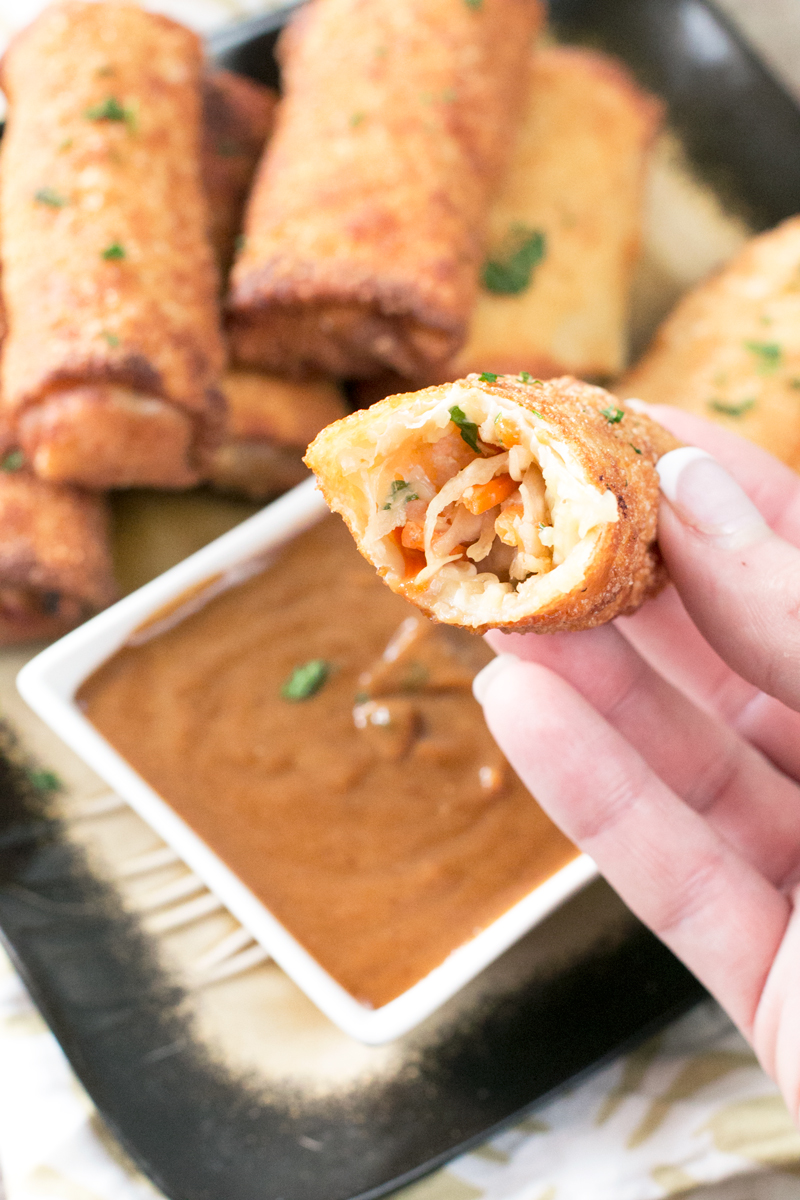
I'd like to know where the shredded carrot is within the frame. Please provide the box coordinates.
[492,416,521,449]
[462,473,518,515]
[401,521,425,550]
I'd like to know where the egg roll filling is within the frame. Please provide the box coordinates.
[351,383,619,625]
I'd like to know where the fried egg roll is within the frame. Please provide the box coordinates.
[0,2,225,490]
[0,465,115,644]
[449,47,661,381]
[227,0,544,379]
[306,375,679,632]
[201,69,278,277]
[618,216,800,469]
[210,369,347,499]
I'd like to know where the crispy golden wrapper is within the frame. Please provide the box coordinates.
[618,215,800,468]
[449,46,662,381]
[0,2,225,490]
[227,0,544,378]
[210,369,347,499]
[0,465,115,644]
[306,375,679,633]
[201,69,278,278]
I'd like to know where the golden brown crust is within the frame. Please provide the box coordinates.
[0,468,116,643]
[209,369,347,498]
[447,46,662,381]
[618,215,800,467]
[227,0,544,378]
[201,69,278,278]
[0,2,225,488]
[306,374,680,633]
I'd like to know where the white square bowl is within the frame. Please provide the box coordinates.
[17,476,598,1044]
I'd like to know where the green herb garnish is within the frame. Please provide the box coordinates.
[349,111,366,128]
[449,404,481,453]
[282,659,330,701]
[27,768,62,792]
[478,371,498,383]
[708,397,756,417]
[100,329,120,347]
[744,340,782,374]
[600,406,624,424]
[102,241,126,261]
[482,226,545,295]
[34,187,68,208]
[629,443,642,454]
[85,96,129,122]
[382,479,419,509]
[518,371,531,383]
[0,449,24,472]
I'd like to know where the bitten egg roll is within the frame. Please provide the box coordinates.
[306,374,679,633]
[201,69,278,278]
[449,46,662,381]
[210,369,348,499]
[227,0,544,379]
[618,215,800,469]
[0,463,115,644]
[0,2,225,490]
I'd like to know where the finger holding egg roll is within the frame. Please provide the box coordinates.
[305,374,680,633]
[228,0,544,379]
[0,2,225,490]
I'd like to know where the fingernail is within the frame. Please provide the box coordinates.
[657,447,768,547]
[472,653,520,706]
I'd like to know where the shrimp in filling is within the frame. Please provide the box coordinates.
[349,382,619,628]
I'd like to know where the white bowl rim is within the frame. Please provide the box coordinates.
[17,477,598,1044]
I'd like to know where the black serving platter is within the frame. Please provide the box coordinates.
[2,2,799,1198]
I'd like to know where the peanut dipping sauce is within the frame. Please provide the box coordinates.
[78,517,578,1009]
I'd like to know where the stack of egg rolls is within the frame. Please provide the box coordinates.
[228,0,544,379]
[306,374,679,633]
[0,2,225,490]
[210,370,347,499]
[201,69,278,278]
[449,46,662,381]
[618,215,800,470]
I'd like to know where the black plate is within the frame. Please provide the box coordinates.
[2,3,799,1198]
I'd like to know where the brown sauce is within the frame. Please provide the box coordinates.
[78,516,577,1008]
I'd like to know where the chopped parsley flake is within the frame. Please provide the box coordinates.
[629,443,642,454]
[282,659,330,701]
[449,405,481,453]
[600,406,625,424]
[708,397,756,417]
[478,371,498,383]
[34,186,68,208]
[349,111,366,128]
[0,449,24,472]
[382,479,419,509]
[27,768,62,792]
[744,340,782,373]
[85,96,130,123]
[102,241,126,261]
[482,226,545,295]
[100,329,120,347]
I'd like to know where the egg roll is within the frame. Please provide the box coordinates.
[618,215,800,469]
[210,369,347,499]
[227,0,544,379]
[306,374,679,633]
[201,69,278,277]
[449,46,662,381]
[0,2,225,490]
[0,463,115,644]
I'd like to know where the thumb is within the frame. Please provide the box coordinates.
[656,447,800,712]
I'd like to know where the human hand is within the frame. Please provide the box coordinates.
[472,407,800,1119]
